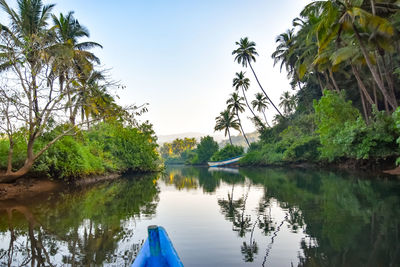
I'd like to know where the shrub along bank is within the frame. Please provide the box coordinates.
[0,122,160,180]
[241,91,400,168]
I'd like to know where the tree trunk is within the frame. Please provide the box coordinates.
[328,68,340,93]
[352,23,397,109]
[6,136,14,175]
[236,110,250,147]
[372,81,378,107]
[317,73,324,94]
[227,128,233,145]
[351,64,374,105]
[248,61,283,116]
[323,71,334,91]
[359,83,369,123]
[262,110,271,127]
[370,0,376,15]
[241,88,262,126]
[379,53,397,109]
[0,128,75,183]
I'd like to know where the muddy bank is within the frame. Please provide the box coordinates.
[0,172,122,201]
[0,178,62,201]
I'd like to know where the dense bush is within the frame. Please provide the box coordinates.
[0,122,161,180]
[242,91,399,167]
[314,91,398,161]
[314,90,360,160]
[240,143,284,166]
[392,107,400,165]
[210,144,244,161]
[191,136,219,164]
[85,122,160,173]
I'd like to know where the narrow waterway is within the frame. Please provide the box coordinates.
[0,166,399,266]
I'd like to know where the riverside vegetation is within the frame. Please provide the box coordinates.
[214,0,400,169]
[160,136,244,165]
[0,0,160,183]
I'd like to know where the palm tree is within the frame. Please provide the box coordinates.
[308,0,397,109]
[0,0,55,116]
[251,93,271,127]
[232,37,283,116]
[51,11,102,124]
[227,92,250,147]
[214,109,240,145]
[232,71,260,121]
[271,28,302,90]
[71,70,107,127]
[279,91,297,116]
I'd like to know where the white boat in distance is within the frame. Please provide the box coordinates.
[207,156,243,167]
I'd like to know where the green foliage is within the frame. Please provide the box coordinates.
[0,122,161,180]
[393,107,400,165]
[314,91,360,160]
[0,131,28,170]
[314,92,398,161]
[86,122,160,173]
[159,137,197,158]
[210,144,244,162]
[34,136,105,178]
[240,143,284,166]
[191,136,219,164]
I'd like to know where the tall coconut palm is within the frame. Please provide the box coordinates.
[52,11,102,74]
[227,92,250,147]
[251,93,271,127]
[279,91,297,116]
[232,71,263,126]
[214,109,240,145]
[51,11,102,124]
[0,0,55,116]
[232,37,283,116]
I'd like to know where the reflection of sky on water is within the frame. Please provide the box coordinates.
[128,178,306,266]
[0,166,398,266]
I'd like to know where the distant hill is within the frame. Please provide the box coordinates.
[218,132,259,148]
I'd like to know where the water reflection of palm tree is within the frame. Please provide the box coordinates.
[231,184,253,237]
[261,213,289,267]
[217,184,243,222]
[240,217,259,262]
[257,195,275,235]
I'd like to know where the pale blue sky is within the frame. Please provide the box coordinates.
[5,0,311,135]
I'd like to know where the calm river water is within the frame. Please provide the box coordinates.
[0,166,399,266]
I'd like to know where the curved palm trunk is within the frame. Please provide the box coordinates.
[227,128,233,145]
[261,109,271,127]
[351,64,374,106]
[241,87,260,121]
[352,23,397,110]
[236,110,250,147]
[247,61,283,116]
[328,68,340,93]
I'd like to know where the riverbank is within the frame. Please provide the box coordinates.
[240,156,399,176]
[0,172,125,201]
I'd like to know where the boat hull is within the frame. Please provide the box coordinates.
[132,226,183,267]
[207,156,243,167]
